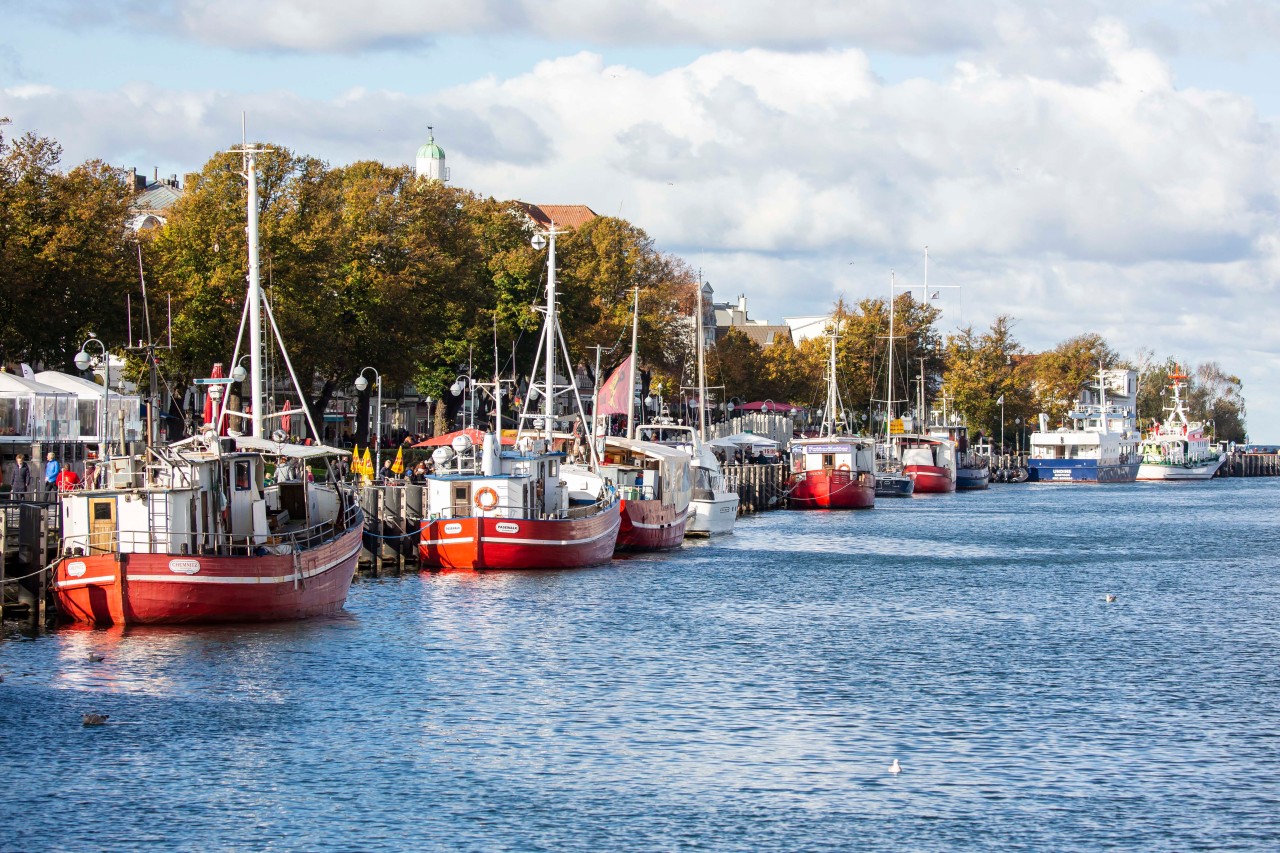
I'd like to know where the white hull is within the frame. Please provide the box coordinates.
[1136,456,1225,481]
[686,492,739,536]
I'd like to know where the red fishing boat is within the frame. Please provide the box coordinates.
[418,224,621,571]
[54,144,362,625]
[896,434,957,493]
[787,324,876,510]
[566,437,690,552]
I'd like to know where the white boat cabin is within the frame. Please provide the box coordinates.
[60,436,349,557]
[790,438,876,475]
[424,434,608,521]
[895,435,958,474]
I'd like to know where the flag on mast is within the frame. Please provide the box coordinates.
[595,355,634,416]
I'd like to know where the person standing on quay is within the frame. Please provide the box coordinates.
[44,452,60,495]
[11,453,32,499]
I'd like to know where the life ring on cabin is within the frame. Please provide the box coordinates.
[474,488,499,511]
[837,463,851,472]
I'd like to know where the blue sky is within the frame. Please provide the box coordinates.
[3,1,1279,438]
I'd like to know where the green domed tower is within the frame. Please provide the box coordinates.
[415,127,448,182]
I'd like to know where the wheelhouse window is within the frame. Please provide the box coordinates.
[234,460,252,491]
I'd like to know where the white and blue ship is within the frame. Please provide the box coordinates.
[1027,368,1141,483]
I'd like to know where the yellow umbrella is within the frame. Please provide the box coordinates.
[391,445,405,476]
[362,446,374,480]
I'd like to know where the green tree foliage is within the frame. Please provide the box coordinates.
[1024,333,1120,425]
[0,128,135,367]
[556,216,696,381]
[942,316,1031,439]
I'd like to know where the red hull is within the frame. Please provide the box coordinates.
[53,525,362,626]
[419,501,621,571]
[788,470,876,509]
[616,498,688,552]
[906,464,956,493]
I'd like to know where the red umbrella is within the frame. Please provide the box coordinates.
[413,428,514,448]
[281,399,292,433]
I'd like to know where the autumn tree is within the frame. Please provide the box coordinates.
[942,315,1031,439]
[0,128,135,369]
[1025,333,1120,425]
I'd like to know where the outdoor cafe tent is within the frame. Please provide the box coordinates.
[0,372,78,442]
[34,370,144,444]
[709,432,781,451]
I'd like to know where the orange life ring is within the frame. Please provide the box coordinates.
[837,463,851,472]
[474,487,499,511]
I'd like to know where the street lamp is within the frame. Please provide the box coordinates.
[450,374,473,430]
[726,396,742,419]
[354,366,382,474]
[74,335,110,463]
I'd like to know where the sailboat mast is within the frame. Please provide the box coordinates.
[886,271,896,442]
[626,286,639,439]
[827,328,838,436]
[695,278,708,441]
[245,148,264,438]
[543,228,558,443]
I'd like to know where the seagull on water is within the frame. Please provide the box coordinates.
[1105,594,1117,603]
[889,759,901,774]
[82,714,109,726]
[87,653,105,663]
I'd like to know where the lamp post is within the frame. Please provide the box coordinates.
[450,374,473,431]
[354,367,381,474]
[74,336,110,464]
[726,396,742,422]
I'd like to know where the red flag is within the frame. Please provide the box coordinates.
[282,399,292,432]
[595,355,634,416]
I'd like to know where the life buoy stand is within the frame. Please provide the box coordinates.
[474,488,499,511]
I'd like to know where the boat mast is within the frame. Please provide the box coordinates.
[825,325,839,437]
[244,145,264,439]
[542,228,558,444]
[626,286,639,439]
[695,277,708,442]
[886,271,896,442]
[1097,361,1108,435]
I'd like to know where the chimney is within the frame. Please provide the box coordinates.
[128,167,138,193]
[153,167,159,183]
[169,174,178,186]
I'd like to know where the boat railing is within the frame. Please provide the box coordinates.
[617,484,655,502]
[59,500,363,559]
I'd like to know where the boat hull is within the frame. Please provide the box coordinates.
[53,524,362,626]
[685,493,739,536]
[1136,456,1225,481]
[418,501,621,570]
[1026,459,1140,483]
[906,464,956,493]
[875,473,915,497]
[955,464,990,491]
[789,470,875,509]
[617,498,688,552]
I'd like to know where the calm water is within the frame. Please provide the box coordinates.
[4,479,1280,851]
